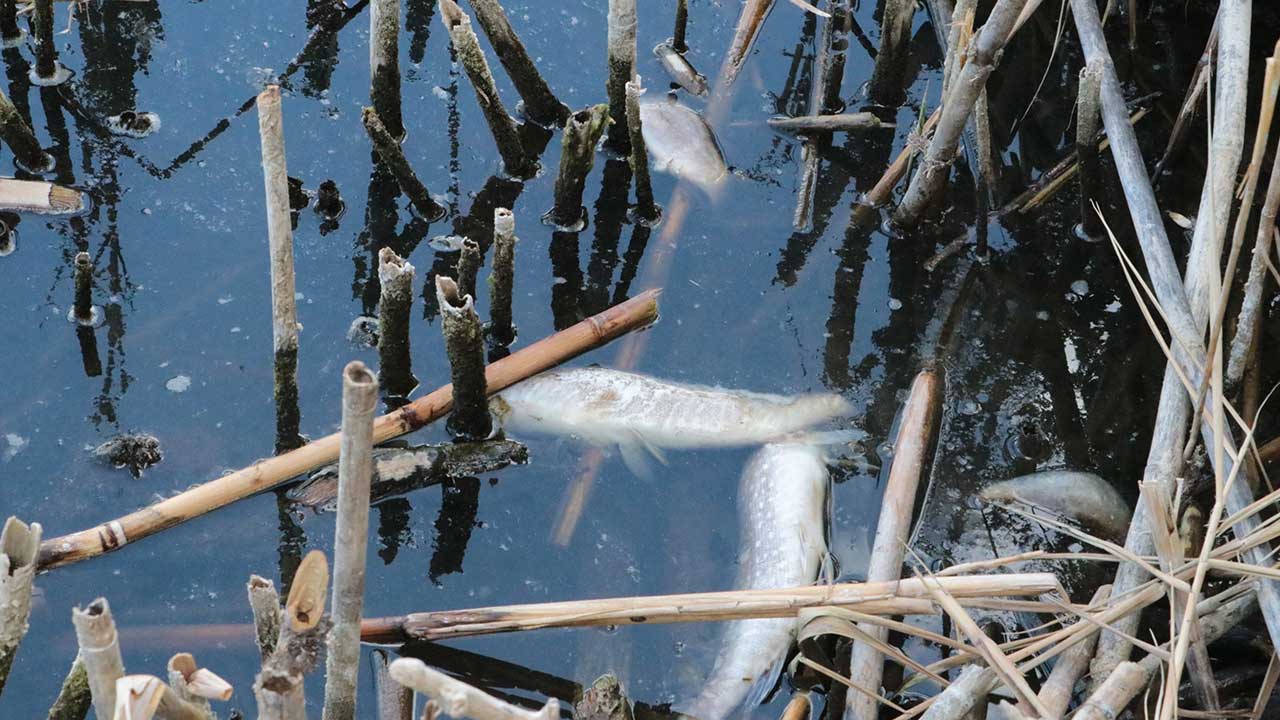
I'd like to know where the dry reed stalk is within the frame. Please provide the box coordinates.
[0,517,40,695]
[942,0,976,97]
[31,0,66,84]
[1152,13,1219,180]
[114,675,208,720]
[46,656,91,720]
[36,289,660,570]
[548,104,610,230]
[716,0,773,91]
[466,0,567,127]
[624,80,660,224]
[869,0,916,103]
[672,0,688,53]
[359,573,1060,643]
[0,178,82,213]
[257,85,303,455]
[73,598,125,720]
[363,107,445,220]
[845,369,942,720]
[1027,585,1111,718]
[1076,62,1103,239]
[487,207,517,346]
[436,276,491,441]
[893,0,1026,227]
[71,252,94,323]
[919,666,992,720]
[322,363,378,720]
[440,0,533,178]
[255,551,330,720]
[168,653,233,706]
[0,87,49,172]
[389,658,559,719]
[794,0,848,230]
[372,650,413,720]
[247,576,282,662]
[0,0,21,46]
[769,113,891,134]
[781,692,810,720]
[456,238,482,302]
[605,0,636,153]
[369,0,403,139]
[377,248,417,398]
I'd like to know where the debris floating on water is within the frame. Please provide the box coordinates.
[653,41,707,96]
[106,111,161,138]
[94,433,162,478]
[980,470,1131,543]
[638,97,727,195]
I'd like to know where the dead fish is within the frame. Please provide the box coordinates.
[288,440,528,510]
[653,41,707,96]
[490,366,854,476]
[980,470,1130,542]
[678,443,830,720]
[639,98,728,195]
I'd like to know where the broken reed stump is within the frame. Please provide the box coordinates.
[768,113,892,134]
[575,674,632,720]
[369,0,404,140]
[46,656,91,720]
[1076,62,1103,239]
[36,290,661,570]
[0,87,50,172]
[247,575,282,662]
[893,0,1027,227]
[372,650,413,720]
[315,180,344,219]
[389,657,561,720]
[672,0,688,53]
[624,80,660,225]
[257,85,304,454]
[30,0,68,85]
[362,107,445,220]
[844,369,941,720]
[868,0,915,104]
[0,0,23,48]
[604,0,637,154]
[0,517,41,695]
[322,362,378,720]
[256,550,331,720]
[436,276,492,441]
[71,251,94,324]
[72,598,125,720]
[457,237,482,301]
[113,674,209,720]
[167,653,234,712]
[466,0,568,127]
[377,248,418,398]
[546,104,610,230]
[486,207,517,347]
[440,0,534,179]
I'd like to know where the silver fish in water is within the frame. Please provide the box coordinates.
[678,443,830,720]
[653,41,708,96]
[638,98,728,195]
[980,470,1130,542]
[490,367,853,475]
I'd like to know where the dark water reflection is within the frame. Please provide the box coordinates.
[0,0,1249,716]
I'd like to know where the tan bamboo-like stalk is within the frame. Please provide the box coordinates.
[547,104,610,229]
[0,178,82,213]
[487,207,517,346]
[369,0,403,140]
[372,650,413,720]
[258,85,304,454]
[716,0,773,91]
[465,0,567,127]
[436,276,491,441]
[47,656,91,720]
[845,369,941,720]
[440,0,533,178]
[0,517,40,695]
[363,107,445,220]
[894,0,1027,226]
[377,248,418,398]
[73,598,125,720]
[781,692,810,720]
[604,0,636,153]
[322,362,379,720]
[390,658,559,720]
[248,576,282,661]
[360,573,1060,643]
[36,289,660,570]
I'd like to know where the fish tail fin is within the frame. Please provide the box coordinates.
[619,430,670,479]
[742,651,787,711]
[675,648,787,720]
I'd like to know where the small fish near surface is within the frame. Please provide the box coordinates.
[676,443,831,720]
[979,470,1130,543]
[287,439,529,511]
[653,41,708,96]
[639,98,728,196]
[490,366,855,476]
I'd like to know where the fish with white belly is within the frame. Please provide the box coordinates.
[489,366,855,475]
[638,97,728,195]
[677,443,831,720]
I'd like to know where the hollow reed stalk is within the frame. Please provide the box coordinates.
[0,0,21,45]
[457,238,482,301]
[247,576,281,662]
[322,362,378,720]
[605,0,636,154]
[377,248,417,398]
[673,0,688,53]
[466,0,567,127]
[72,598,125,720]
[624,81,659,224]
[257,86,303,454]
[1076,62,1104,238]
[32,0,57,80]
[46,656,91,720]
[487,207,517,346]
[73,252,92,322]
[390,658,559,720]
[769,113,889,134]
[868,0,916,104]
[548,104,610,229]
[0,88,47,171]
[370,0,403,140]
[0,517,40,696]
[440,0,533,178]
[363,107,444,220]
[373,650,413,720]
[436,276,492,441]
[894,0,1027,226]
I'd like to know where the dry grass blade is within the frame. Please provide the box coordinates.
[797,656,907,714]
[797,611,950,686]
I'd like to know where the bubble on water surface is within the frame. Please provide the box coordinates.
[4,433,28,462]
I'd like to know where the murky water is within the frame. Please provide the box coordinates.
[0,0,1271,717]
